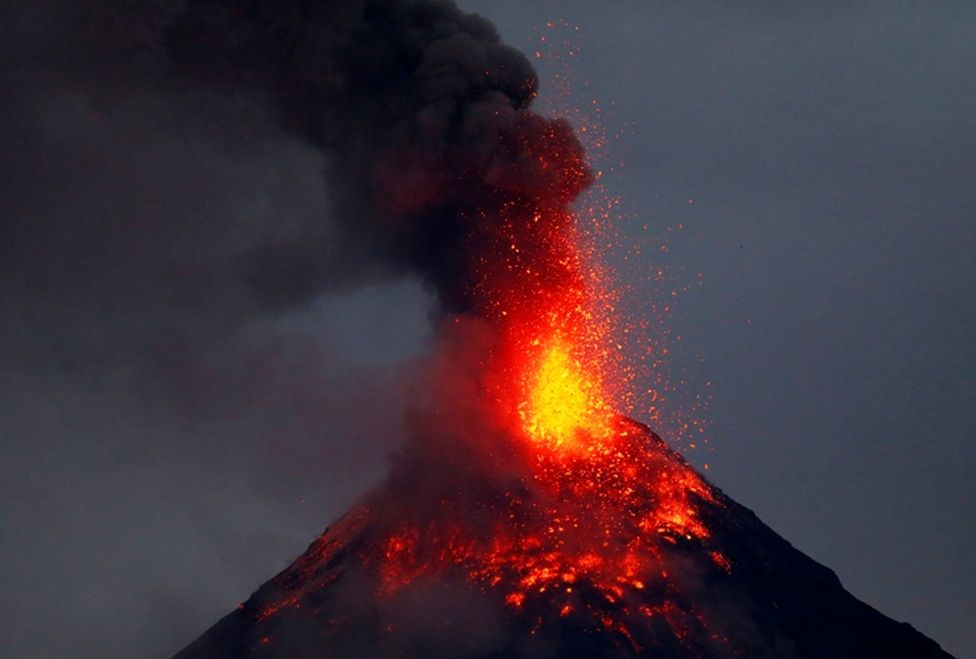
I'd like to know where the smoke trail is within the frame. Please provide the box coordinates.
[165,0,591,314]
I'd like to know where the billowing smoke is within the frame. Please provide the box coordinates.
[1,2,599,656]
[164,0,590,315]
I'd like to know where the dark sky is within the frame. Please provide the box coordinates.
[1,2,973,658]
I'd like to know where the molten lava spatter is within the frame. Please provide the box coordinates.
[519,336,611,448]
[242,418,727,654]
[376,419,722,640]
[176,415,955,659]
[470,199,619,452]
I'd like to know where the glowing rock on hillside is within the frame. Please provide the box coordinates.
[173,419,954,659]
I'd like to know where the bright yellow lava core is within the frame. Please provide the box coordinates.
[520,338,610,448]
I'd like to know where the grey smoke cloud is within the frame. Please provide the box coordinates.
[0,3,432,657]
[164,0,589,314]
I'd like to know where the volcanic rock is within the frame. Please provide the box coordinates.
[174,419,953,658]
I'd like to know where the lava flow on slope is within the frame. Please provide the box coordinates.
[175,415,953,659]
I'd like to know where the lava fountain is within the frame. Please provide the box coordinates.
[229,37,730,650]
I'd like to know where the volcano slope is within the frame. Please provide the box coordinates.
[174,418,953,659]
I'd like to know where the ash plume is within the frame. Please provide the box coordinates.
[164,0,591,314]
[2,2,598,654]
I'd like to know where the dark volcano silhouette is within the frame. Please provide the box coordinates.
[174,419,953,659]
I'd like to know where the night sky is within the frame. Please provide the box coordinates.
[1,2,973,658]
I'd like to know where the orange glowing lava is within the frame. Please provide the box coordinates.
[519,336,611,448]
[471,201,619,453]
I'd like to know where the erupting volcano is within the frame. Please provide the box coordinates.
[167,1,953,657]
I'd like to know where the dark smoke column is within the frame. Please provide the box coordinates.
[167,0,589,315]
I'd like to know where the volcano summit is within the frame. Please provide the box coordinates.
[174,417,952,659]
